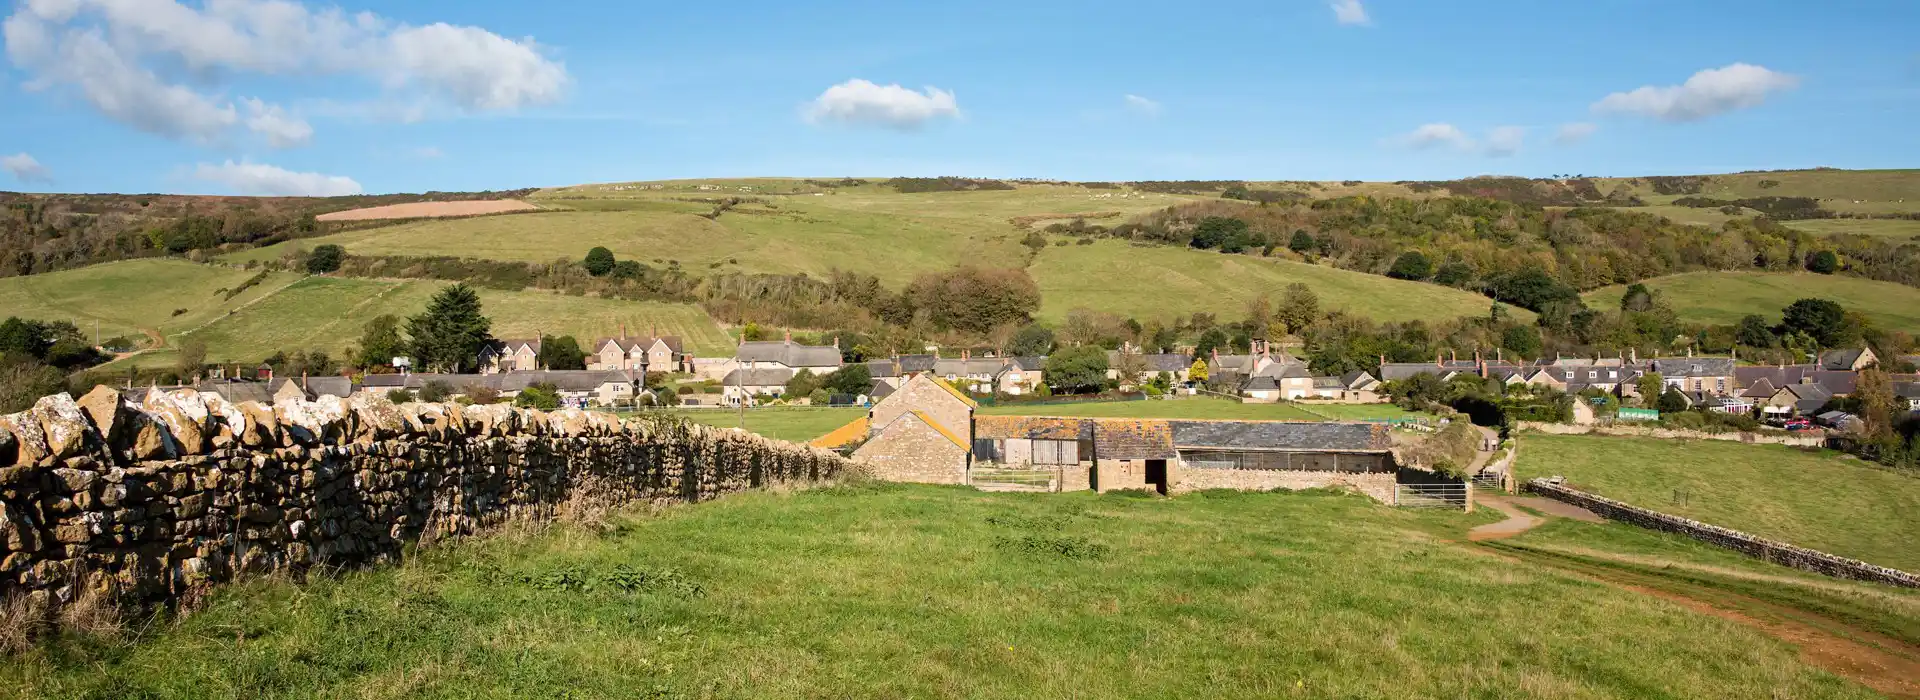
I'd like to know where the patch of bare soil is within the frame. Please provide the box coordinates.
[315,200,540,221]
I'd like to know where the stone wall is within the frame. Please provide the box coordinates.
[852,413,968,484]
[1524,479,1918,589]
[0,387,854,619]
[1173,468,1396,503]
[1517,422,1825,447]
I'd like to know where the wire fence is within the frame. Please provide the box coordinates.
[1395,483,1470,509]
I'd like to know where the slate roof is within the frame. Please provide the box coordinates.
[191,379,273,404]
[865,359,902,378]
[1143,353,1192,372]
[721,367,795,387]
[934,358,1006,376]
[592,336,685,355]
[735,340,842,368]
[1378,362,1478,381]
[1648,357,1736,378]
[1740,377,1777,399]
[268,376,352,399]
[973,415,1091,441]
[487,338,540,354]
[1810,370,1858,395]
[1311,376,1344,389]
[1736,365,1814,389]
[1819,348,1867,370]
[1893,382,1920,399]
[1091,419,1177,460]
[1341,371,1379,388]
[1008,356,1047,371]
[1243,376,1279,391]
[869,381,896,399]
[897,354,937,373]
[1168,420,1391,452]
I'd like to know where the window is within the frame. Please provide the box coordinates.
[1587,371,1597,380]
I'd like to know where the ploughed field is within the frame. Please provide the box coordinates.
[4,484,1904,699]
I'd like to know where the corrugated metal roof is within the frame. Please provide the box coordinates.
[1168,420,1390,452]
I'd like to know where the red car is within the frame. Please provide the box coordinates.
[1783,418,1813,430]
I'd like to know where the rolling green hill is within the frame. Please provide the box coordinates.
[1582,271,1920,330]
[0,261,733,368]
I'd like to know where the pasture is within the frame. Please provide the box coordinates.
[1515,433,1920,572]
[1581,271,1920,330]
[0,259,302,347]
[1,485,1891,699]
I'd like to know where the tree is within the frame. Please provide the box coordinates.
[1244,295,1273,341]
[1500,325,1542,359]
[0,317,50,360]
[1188,358,1209,385]
[1489,268,1579,311]
[1007,324,1056,357]
[1114,350,1149,388]
[1656,387,1690,413]
[306,244,345,274]
[1190,217,1249,250]
[1288,229,1315,254]
[1807,250,1839,274]
[1045,345,1109,394]
[1193,328,1230,360]
[1619,283,1655,313]
[785,368,819,397]
[537,335,586,370]
[826,363,872,396]
[1735,314,1775,348]
[1854,367,1897,440]
[418,380,453,403]
[1386,251,1431,281]
[515,382,561,409]
[0,360,68,413]
[1636,372,1665,408]
[1432,261,1474,287]
[355,314,407,369]
[1780,298,1847,347]
[902,267,1041,334]
[407,284,492,373]
[1276,283,1320,335]
[176,338,208,381]
[583,247,617,276]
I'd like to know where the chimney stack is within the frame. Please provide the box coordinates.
[784,330,792,344]
[1378,354,1386,368]
[1450,349,1458,363]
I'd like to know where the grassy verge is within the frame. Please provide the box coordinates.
[1517,434,1920,572]
[0,486,1880,699]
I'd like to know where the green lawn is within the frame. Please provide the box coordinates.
[1,485,1882,699]
[640,407,864,443]
[1030,239,1516,325]
[1516,434,1920,571]
[981,398,1330,422]
[1582,271,1920,330]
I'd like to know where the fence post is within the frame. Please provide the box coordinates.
[1464,482,1475,513]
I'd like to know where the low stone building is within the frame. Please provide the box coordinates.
[852,374,976,483]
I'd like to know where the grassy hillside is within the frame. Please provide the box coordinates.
[0,259,302,345]
[1031,239,1516,324]
[1784,218,1920,239]
[2,486,1886,698]
[1582,271,1920,330]
[1516,434,1920,571]
[0,268,736,370]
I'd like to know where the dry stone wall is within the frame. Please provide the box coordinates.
[1524,479,1918,588]
[0,387,854,619]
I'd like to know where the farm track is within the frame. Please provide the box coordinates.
[1468,498,1920,697]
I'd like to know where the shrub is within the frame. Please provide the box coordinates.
[386,388,414,403]
[583,247,616,276]
[1807,250,1839,274]
[465,385,501,404]
[1387,251,1432,281]
[418,380,453,403]
[515,382,562,410]
[306,244,345,274]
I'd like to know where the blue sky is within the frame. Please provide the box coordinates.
[1,0,1916,195]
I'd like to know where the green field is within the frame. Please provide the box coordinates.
[1784,218,1920,239]
[1583,271,1920,330]
[0,259,303,346]
[3,484,1890,699]
[1030,239,1514,324]
[1516,434,1920,571]
[643,407,865,443]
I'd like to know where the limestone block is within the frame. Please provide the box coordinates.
[347,394,407,442]
[275,397,348,445]
[1,499,41,552]
[236,402,281,448]
[197,393,247,449]
[49,468,98,494]
[143,390,207,455]
[395,403,432,435]
[31,394,94,460]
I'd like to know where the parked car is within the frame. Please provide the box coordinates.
[1783,418,1813,431]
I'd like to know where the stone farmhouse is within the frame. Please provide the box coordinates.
[715,333,845,405]
[586,332,690,374]
[846,374,1398,500]
[1211,344,1383,403]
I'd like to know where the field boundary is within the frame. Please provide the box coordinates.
[1524,479,1919,588]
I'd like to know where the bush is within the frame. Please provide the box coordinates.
[418,380,453,403]
[1386,251,1432,281]
[515,382,562,410]
[386,388,414,403]
[1807,250,1839,274]
[464,385,501,404]
[583,247,616,276]
[306,244,345,274]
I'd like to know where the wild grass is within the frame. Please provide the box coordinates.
[1581,270,1920,330]
[0,259,301,345]
[1029,239,1512,324]
[1516,434,1920,571]
[0,486,1881,699]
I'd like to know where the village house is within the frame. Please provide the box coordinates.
[719,368,795,405]
[933,352,1006,394]
[586,332,690,374]
[269,376,353,402]
[477,338,541,374]
[995,357,1046,395]
[729,333,843,373]
[1647,356,1737,395]
[1524,357,1639,396]
[1896,382,1920,413]
[1818,347,1878,371]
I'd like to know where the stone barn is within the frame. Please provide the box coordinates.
[852,374,976,484]
[1167,420,1396,501]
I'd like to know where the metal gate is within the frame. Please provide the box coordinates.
[1395,483,1470,509]
[1470,470,1506,493]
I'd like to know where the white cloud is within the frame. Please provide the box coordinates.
[1484,126,1525,157]
[805,79,960,130]
[1399,123,1472,150]
[243,99,313,148]
[1123,94,1161,117]
[1593,63,1798,122]
[1554,122,1597,145]
[3,0,568,146]
[1330,0,1370,26]
[193,160,362,196]
[3,152,50,182]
